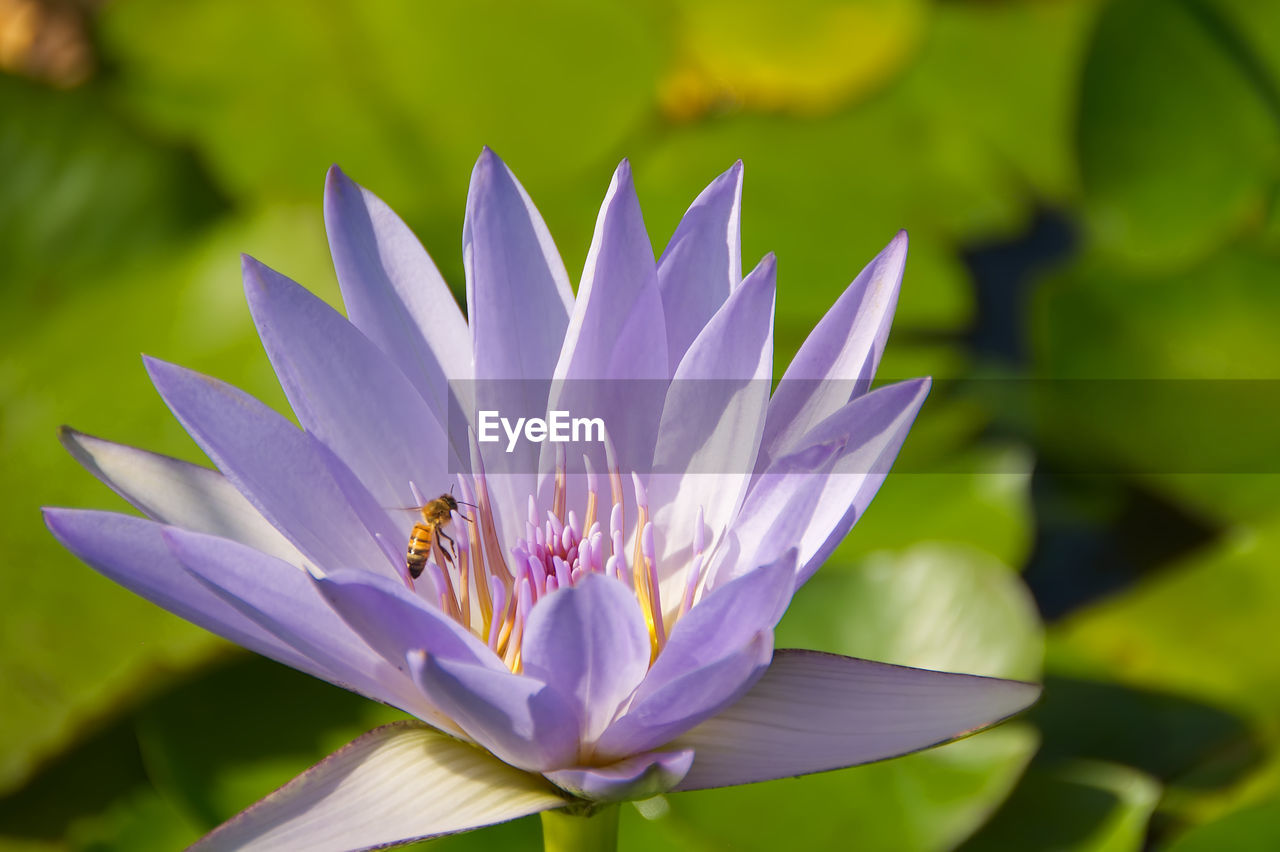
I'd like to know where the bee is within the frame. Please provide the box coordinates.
[405,493,471,579]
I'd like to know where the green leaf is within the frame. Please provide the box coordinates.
[1031,245,1280,524]
[782,543,1044,680]
[1077,0,1280,267]
[960,761,1160,852]
[896,0,1100,202]
[1163,798,1280,852]
[658,0,926,118]
[1048,515,1280,725]
[99,0,667,278]
[0,75,223,336]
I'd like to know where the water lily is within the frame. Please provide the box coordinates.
[45,150,1039,851]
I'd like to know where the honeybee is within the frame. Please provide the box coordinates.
[406,493,469,579]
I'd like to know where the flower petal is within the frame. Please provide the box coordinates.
[596,630,772,760]
[545,749,694,802]
[463,148,572,540]
[164,526,433,718]
[550,160,668,481]
[313,569,503,675]
[761,231,907,466]
[465,147,574,383]
[242,256,455,511]
[656,161,743,371]
[59,428,301,566]
[43,509,319,674]
[410,652,582,772]
[143,357,387,576]
[727,377,931,587]
[190,721,565,852]
[673,649,1041,791]
[324,166,472,423]
[597,552,793,757]
[521,574,651,744]
[649,253,775,598]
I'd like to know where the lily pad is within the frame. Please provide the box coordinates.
[959,760,1160,852]
[658,0,926,119]
[1077,0,1279,267]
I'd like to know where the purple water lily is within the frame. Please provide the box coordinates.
[45,150,1039,851]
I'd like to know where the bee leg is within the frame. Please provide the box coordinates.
[438,527,459,563]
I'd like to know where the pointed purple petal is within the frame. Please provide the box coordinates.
[463,149,571,542]
[555,160,667,384]
[189,722,564,852]
[59,428,301,565]
[550,161,668,479]
[521,574,650,744]
[143,357,388,576]
[656,161,743,371]
[648,253,775,593]
[674,649,1041,791]
[164,526,433,718]
[324,166,472,424]
[242,256,454,511]
[728,378,931,587]
[545,749,694,802]
[762,231,907,466]
[313,569,502,676]
[44,509,318,677]
[410,653,582,772]
[465,147,573,383]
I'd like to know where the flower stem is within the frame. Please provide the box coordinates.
[541,804,619,852]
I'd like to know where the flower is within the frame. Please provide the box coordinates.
[45,150,1039,851]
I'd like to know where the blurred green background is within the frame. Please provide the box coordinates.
[2,0,1279,848]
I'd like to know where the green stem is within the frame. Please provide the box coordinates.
[541,804,619,852]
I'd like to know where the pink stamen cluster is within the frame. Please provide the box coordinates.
[400,444,709,673]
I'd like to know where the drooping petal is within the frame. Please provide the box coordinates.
[656,161,743,371]
[190,721,565,852]
[164,527,433,719]
[550,160,668,482]
[521,574,650,744]
[324,166,472,425]
[648,253,775,597]
[242,256,455,511]
[761,231,908,466]
[463,148,572,541]
[43,509,317,678]
[143,357,387,576]
[726,377,931,587]
[545,749,694,802]
[674,649,1042,791]
[410,652,582,772]
[59,428,301,566]
[313,569,503,675]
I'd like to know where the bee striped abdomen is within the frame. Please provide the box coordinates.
[406,524,435,579]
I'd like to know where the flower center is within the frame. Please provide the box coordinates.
[403,448,705,673]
